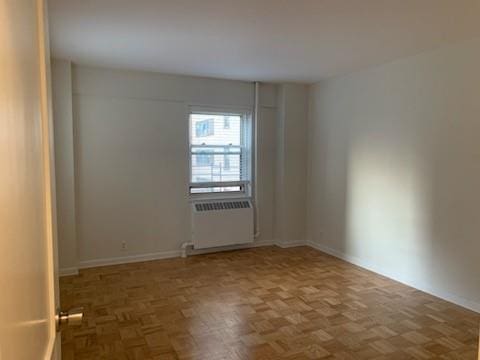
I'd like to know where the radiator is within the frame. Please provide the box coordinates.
[191,200,254,249]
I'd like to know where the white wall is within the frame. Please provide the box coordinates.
[53,65,282,269]
[257,84,278,243]
[275,84,308,246]
[307,37,480,311]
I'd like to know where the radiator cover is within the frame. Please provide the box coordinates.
[191,200,254,249]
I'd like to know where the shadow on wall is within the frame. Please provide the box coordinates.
[344,134,434,287]
[341,103,480,303]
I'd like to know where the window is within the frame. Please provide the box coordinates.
[223,118,230,129]
[195,118,214,137]
[223,151,230,170]
[196,151,213,166]
[189,109,251,196]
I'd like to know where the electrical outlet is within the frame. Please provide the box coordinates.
[121,241,127,250]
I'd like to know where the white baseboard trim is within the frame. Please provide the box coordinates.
[59,267,79,277]
[78,250,182,269]
[186,239,275,256]
[275,240,307,248]
[306,241,480,314]
[251,240,276,247]
[74,240,276,271]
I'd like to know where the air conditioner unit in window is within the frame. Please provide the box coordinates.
[191,200,254,249]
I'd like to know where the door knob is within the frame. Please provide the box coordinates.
[56,307,84,331]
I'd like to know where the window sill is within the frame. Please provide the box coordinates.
[188,192,251,203]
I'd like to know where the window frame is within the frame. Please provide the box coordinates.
[188,106,252,199]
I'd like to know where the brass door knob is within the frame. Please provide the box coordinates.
[56,307,84,331]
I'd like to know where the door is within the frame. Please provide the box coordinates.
[0,0,60,359]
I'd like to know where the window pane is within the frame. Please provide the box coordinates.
[190,114,241,146]
[191,152,241,182]
[191,146,241,154]
[190,112,244,188]
[195,118,214,137]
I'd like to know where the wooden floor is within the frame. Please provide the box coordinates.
[60,246,479,359]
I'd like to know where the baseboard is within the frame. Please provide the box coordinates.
[78,250,182,269]
[275,240,307,248]
[250,239,276,248]
[76,240,275,270]
[59,267,79,277]
[186,239,275,256]
[306,241,480,314]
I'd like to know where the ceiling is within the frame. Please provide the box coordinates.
[48,0,480,83]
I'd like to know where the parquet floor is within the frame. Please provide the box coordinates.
[60,246,480,359]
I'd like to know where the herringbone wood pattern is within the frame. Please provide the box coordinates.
[60,246,479,359]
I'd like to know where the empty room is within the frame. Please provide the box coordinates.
[2,0,480,359]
